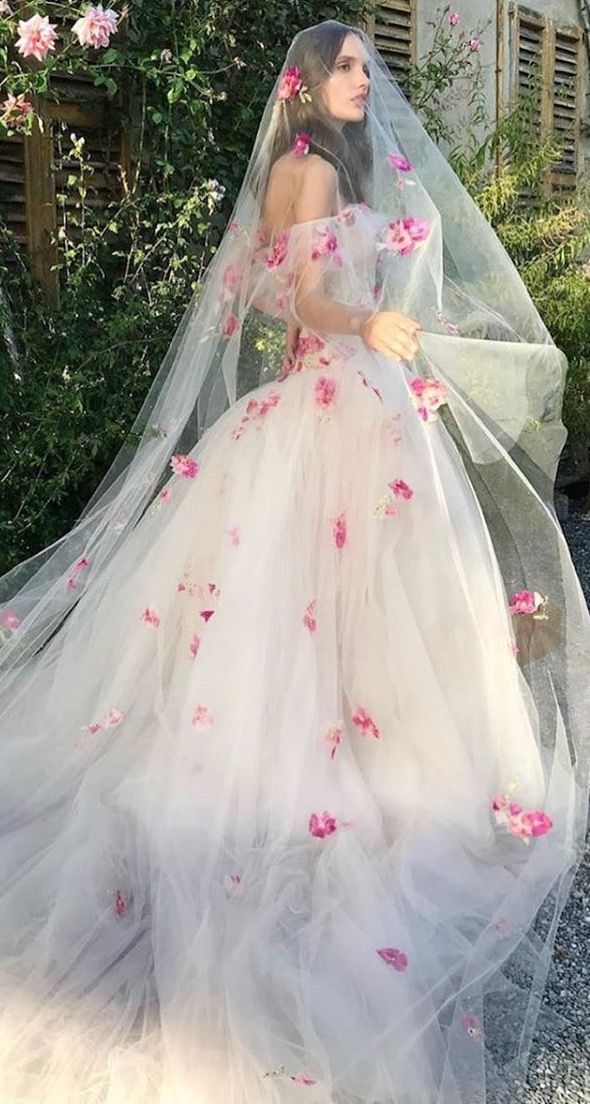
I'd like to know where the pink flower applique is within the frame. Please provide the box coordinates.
[192,704,214,728]
[308,810,338,838]
[81,706,125,735]
[376,946,408,971]
[374,494,398,518]
[325,723,344,759]
[266,229,290,269]
[223,872,242,896]
[189,633,201,659]
[227,526,241,546]
[292,131,311,156]
[331,512,347,549]
[491,792,553,843]
[221,311,241,338]
[114,889,129,917]
[200,609,215,622]
[336,205,357,225]
[170,454,199,479]
[310,226,343,266]
[409,376,448,423]
[461,1013,484,1043]
[66,556,90,590]
[291,1074,317,1085]
[351,706,381,739]
[315,375,337,410]
[387,152,414,173]
[0,608,21,632]
[508,589,549,618]
[231,391,282,439]
[388,478,414,501]
[303,599,317,633]
[357,368,383,402]
[221,260,242,294]
[381,217,431,256]
[141,606,160,627]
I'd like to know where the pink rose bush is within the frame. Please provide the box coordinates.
[15,13,58,60]
[72,4,119,48]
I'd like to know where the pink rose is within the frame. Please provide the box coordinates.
[16,13,58,61]
[71,4,119,49]
[277,65,304,102]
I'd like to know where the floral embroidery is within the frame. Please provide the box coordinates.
[200,609,215,623]
[491,793,553,842]
[292,131,311,156]
[310,226,343,266]
[223,873,242,895]
[336,204,357,225]
[376,947,408,971]
[66,556,90,590]
[266,229,290,269]
[170,454,199,478]
[380,217,431,255]
[0,608,21,632]
[227,526,241,546]
[314,376,337,410]
[141,606,160,627]
[309,810,338,838]
[189,633,201,659]
[331,512,347,549]
[508,589,549,618]
[221,311,241,338]
[80,706,124,736]
[303,599,317,633]
[114,889,129,917]
[374,478,414,518]
[351,706,381,739]
[276,65,311,105]
[231,391,282,439]
[387,152,413,173]
[357,369,383,402]
[409,376,448,422]
[192,704,214,728]
[388,478,414,500]
[461,1013,484,1043]
[325,723,344,759]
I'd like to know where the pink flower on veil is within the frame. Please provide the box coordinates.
[388,478,414,501]
[331,512,347,549]
[141,606,160,627]
[66,556,90,590]
[0,608,20,632]
[192,704,214,728]
[290,1074,317,1085]
[315,376,337,410]
[387,152,413,173]
[461,1014,484,1042]
[351,706,381,740]
[310,226,343,266]
[381,217,431,256]
[221,312,241,338]
[303,599,317,633]
[325,723,344,759]
[409,376,448,423]
[507,589,548,617]
[308,811,338,838]
[170,454,199,478]
[376,947,408,971]
[491,792,553,843]
[266,229,290,269]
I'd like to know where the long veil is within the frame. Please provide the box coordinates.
[0,17,589,1101]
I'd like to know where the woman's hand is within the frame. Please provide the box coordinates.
[282,322,301,373]
[360,310,422,362]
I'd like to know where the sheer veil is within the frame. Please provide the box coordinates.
[0,16,589,1097]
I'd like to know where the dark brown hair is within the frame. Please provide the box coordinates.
[268,20,373,205]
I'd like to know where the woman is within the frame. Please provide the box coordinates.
[0,18,588,1104]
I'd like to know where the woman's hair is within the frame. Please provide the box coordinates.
[267,20,373,205]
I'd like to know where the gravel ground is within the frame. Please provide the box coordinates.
[509,498,590,1103]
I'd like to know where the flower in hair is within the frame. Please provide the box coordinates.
[292,131,311,156]
[277,65,311,104]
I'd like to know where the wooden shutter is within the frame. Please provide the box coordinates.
[509,5,583,198]
[550,23,583,191]
[0,132,27,255]
[364,0,416,99]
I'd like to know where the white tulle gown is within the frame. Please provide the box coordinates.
[0,204,575,1104]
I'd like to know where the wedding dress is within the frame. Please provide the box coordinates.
[0,19,588,1104]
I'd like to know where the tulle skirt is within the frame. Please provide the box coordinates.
[0,334,578,1103]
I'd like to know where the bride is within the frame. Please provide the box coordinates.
[0,18,588,1104]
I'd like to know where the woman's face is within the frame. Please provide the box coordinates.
[320,33,370,126]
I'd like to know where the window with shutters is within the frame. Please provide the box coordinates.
[509,3,584,196]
